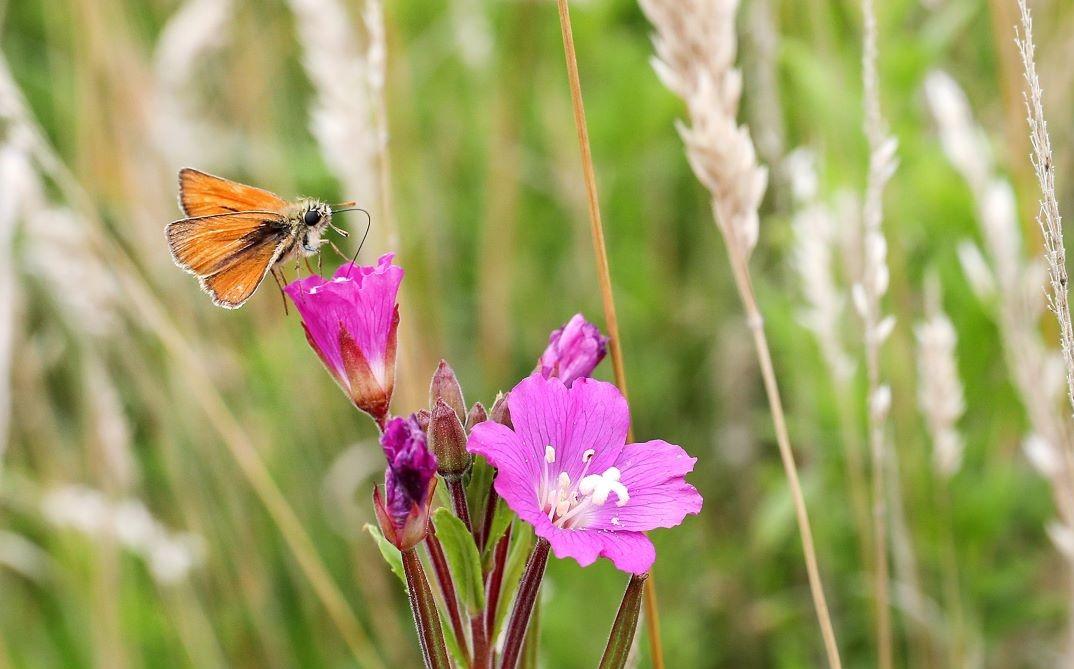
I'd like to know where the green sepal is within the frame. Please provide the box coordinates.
[363,524,407,591]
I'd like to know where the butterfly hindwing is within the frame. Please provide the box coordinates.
[166,211,294,308]
[178,168,288,218]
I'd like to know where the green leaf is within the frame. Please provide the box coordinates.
[431,508,485,613]
[363,524,407,591]
[493,521,534,641]
[439,604,468,667]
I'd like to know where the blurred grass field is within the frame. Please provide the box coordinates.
[3,0,1074,666]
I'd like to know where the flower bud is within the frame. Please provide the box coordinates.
[429,360,466,422]
[536,313,609,387]
[414,408,431,432]
[428,399,470,480]
[375,415,438,551]
[465,402,487,431]
[489,392,512,429]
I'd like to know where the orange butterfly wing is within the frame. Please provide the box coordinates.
[166,212,293,308]
[178,168,287,218]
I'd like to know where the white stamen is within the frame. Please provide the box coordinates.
[577,467,629,507]
[545,446,556,463]
[581,449,595,462]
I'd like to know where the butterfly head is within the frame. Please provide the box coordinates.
[299,200,332,230]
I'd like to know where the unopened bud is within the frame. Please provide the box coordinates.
[428,399,470,480]
[414,408,431,432]
[489,392,512,429]
[466,402,487,431]
[430,360,466,422]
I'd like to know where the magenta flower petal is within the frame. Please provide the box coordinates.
[467,373,702,574]
[285,254,403,426]
[589,440,703,532]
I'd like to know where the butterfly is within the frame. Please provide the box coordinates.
[165,168,363,309]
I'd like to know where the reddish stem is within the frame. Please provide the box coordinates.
[499,538,550,669]
[470,613,490,669]
[478,477,500,554]
[401,548,452,669]
[447,478,473,534]
[425,529,470,665]
[484,526,511,635]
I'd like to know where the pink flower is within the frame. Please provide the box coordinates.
[374,415,438,550]
[536,314,609,387]
[467,374,702,574]
[285,254,403,428]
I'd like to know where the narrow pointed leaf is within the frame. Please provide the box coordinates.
[432,507,485,613]
[364,523,407,590]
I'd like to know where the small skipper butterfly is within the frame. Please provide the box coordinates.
[165,168,363,309]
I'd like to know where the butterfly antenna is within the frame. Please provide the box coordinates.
[330,206,372,279]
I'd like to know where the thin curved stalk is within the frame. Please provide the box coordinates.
[551,2,664,666]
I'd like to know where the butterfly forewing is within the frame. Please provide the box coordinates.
[166,211,293,308]
[178,168,287,218]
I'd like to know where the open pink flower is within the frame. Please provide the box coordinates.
[467,374,702,573]
[285,254,403,428]
[536,313,608,387]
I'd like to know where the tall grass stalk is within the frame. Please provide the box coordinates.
[0,56,384,669]
[637,1,842,666]
[552,2,664,666]
[858,1,898,665]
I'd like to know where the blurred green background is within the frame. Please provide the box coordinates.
[2,0,1073,666]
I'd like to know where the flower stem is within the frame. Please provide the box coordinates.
[470,613,490,669]
[599,573,648,669]
[401,547,452,669]
[552,2,663,666]
[448,478,474,535]
[478,480,500,554]
[425,528,470,666]
[484,527,511,635]
[499,538,551,669]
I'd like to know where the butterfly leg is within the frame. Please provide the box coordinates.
[304,257,317,276]
[329,222,349,238]
[271,268,289,316]
[328,240,350,263]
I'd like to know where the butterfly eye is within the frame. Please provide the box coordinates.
[303,209,320,226]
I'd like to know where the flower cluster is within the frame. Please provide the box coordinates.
[287,258,703,668]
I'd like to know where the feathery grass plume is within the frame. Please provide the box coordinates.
[639,2,841,666]
[43,485,206,585]
[856,2,899,664]
[789,150,855,384]
[915,294,965,478]
[0,140,32,468]
[1016,1,1074,426]
[788,148,873,580]
[926,68,1074,561]
[151,0,236,168]
[914,281,969,665]
[287,0,386,246]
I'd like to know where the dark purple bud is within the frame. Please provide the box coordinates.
[535,313,609,387]
[377,415,438,549]
[428,399,470,480]
[430,359,466,422]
